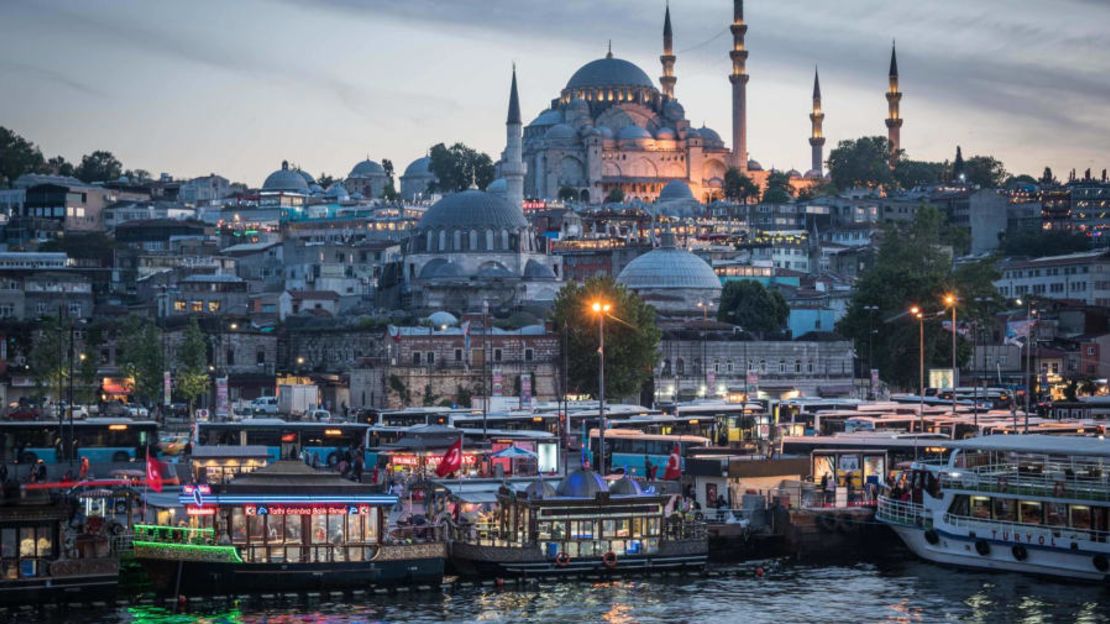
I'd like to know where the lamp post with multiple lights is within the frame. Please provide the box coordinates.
[908,306,925,444]
[943,293,958,415]
[591,300,611,474]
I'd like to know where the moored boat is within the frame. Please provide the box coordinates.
[132,461,445,595]
[877,435,1110,582]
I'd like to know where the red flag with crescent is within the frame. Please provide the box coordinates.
[436,437,463,478]
[146,448,163,493]
[663,443,682,480]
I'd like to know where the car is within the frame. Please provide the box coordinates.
[126,405,150,418]
[159,432,191,456]
[307,409,334,422]
[251,396,279,415]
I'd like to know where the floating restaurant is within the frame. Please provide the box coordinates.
[132,461,445,594]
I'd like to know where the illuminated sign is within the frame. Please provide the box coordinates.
[186,506,217,516]
[324,429,343,437]
[108,424,128,431]
[244,504,369,517]
[183,484,212,507]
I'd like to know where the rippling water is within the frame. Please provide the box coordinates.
[24,554,1110,623]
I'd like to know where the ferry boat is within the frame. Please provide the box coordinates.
[877,435,1110,582]
[132,461,446,595]
[448,468,707,577]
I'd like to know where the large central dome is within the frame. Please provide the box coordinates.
[617,232,722,292]
[417,189,527,231]
[566,56,655,91]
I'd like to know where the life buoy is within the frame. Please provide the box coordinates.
[1094,554,1109,572]
[555,552,570,568]
[1012,545,1028,561]
[602,551,617,569]
[924,529,940,545]
[975,539,991,556]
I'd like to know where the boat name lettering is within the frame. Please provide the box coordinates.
[244,504,369,516]
[990,529,1055,547]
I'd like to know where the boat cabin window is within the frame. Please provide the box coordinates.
[1045,502,1067,527]
[1,525,54,579]
[969,496,991,519]
[947,495,969,516]
[223,507,379,564]
[1018,501,1042,525]
[992,498,1016,522]
[1071,506,1091,530]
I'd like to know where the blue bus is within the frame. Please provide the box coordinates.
[197,419,371,466]
[0,418,159,464]
[589,429,711,476]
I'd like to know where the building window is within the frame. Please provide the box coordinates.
[413,352,422,366]
[208,301,221,313]
[455,349,463,362]
[256,351,266,365]
[795,360,802,373]
[427,352,435,365]
[494,349,503,362]
[676,358,685,375]
[191,301,203,313]
[779,360,786,373]
[525,348,534,362]
[226,349,235,366]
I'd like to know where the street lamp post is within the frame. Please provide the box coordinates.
[591,300,611,474]
[909,306,925,448]
[944,294,958,415]
[863,305,880,399]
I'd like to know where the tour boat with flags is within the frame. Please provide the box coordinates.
[877,435,1110,582]
[131,460,446,595]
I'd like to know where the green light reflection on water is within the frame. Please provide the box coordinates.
[125,605,242,624]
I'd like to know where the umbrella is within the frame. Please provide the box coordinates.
[490,445,537,459]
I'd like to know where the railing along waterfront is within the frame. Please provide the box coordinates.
[875,496,926,527]
[941,512,1110,545]
[938,463,1110,502]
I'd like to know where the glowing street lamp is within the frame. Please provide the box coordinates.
[591,300,611,473]
[943,293,958,415]
[909,306,925,447]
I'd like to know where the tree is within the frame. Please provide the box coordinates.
[1007,174,1037,187]
[836,206,1002,389]
[381,158,399,201]
[388,374,410,407]
[605,188,625,203]
[425,142,495,193]
[551,276,661,400]
[124,168,151,182]
[762,171,793,204]
[316,172,335,188]
[78,325,103,404]
[717,281,789,334]
[0,126,45,187]
[724,167,759,204]
[116,317,164,407]
[894,159,946,189]
[963,155,1007,188]
[75,150,123,183]
[1001,229,1091,257]
[175,319,210,413]
[29,317,67,401]
[827,136,898,191]
[44,155,75,177]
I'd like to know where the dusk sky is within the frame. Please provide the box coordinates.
[2,0,1107,185]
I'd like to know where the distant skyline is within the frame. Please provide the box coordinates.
[1,0,1108,185]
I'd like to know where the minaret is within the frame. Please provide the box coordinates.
[660,2,676,99]
[729,0,749,171]
[809,67,825,176]
[504,65,525,210]
[885,41,903,166]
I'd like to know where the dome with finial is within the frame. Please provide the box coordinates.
[262,160,310,193]
[416,189,527,231]
[565,49,655,91]
[617,228,722,292]
[658,180,694,202]
[349,157,385,178]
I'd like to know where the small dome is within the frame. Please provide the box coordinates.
[325,183,349,200]
[487,177,508,194]
[308,183,324,195]
[419,259,465,280]
[349,159,385,178]
[427,311,459,327]
[786,169,801,178]
[617,233,722,291]
[747,160,764,171]
[579,124,598,138]
[658,180,694,202]
[654,127,677,140]
[555,468,609,498]
[545,123,577,142]
[663,100,685,121]
[524,259,556,279]
[296,169,315,185]
[529,109,563,128]
[698,126,723,145]
[566,57,655,91]
[525,480,557,501]
[609,476,645,496]
[597,126,615,140]
[618,125,653,141]
[477,261,515,279]
[567,98,590,112]
[404,156,432,176]
[262,161,310,193]
[418,189,528,231]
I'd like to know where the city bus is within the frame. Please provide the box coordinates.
[588,428,711,476]
[0,418,159,464]
[197,419,371,466]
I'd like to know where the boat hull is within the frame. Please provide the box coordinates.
[449,539,708,578]
[0,571,118,606]
[890,524,1110,583]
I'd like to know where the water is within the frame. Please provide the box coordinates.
[23,556,1110,623]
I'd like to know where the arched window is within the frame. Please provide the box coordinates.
[486,230,495,251]
[662,359,672,376]
[501,229,509,250]
[424,231,434,252]
[452,229,461,251]
[759,359,766,373]
[438,229,447,251]
[778,360,786,374]
[676,358,685,376]
[469,230,478,250]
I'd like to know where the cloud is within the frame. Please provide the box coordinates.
[0,61,107,98]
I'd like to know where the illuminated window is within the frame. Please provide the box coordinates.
[208,301,221,313]
[174,300,187,312]
[191,301,203,313]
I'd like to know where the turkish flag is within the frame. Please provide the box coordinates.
[146,448,164,493]
[435,437,463,478]
[662,443,682,480]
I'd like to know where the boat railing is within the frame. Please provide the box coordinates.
[941,512,1110,545]
[132,524,218,546]
[938,464,1110,502]
[875,495,926,527]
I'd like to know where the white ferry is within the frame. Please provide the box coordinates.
[877,435,1110,582]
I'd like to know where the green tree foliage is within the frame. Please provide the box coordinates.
[963,155,1008,188]
[175,319,210,412]
[1001,229,1092,257]
[827,136,899,191]
[551,276,661,400]
[316,173,335,188]
[381,158,399,201]
[78,325,103,404]
[426,142,495,193]
[717,281,789,334]
[388,374,410,406]
[894,159,946,189]
[724,167,759,204]
[0,126,45,187]
[29,317,68,398]
[45,155,75,177]
[75,150,123,183]
[117,317,165,406]
[761,171,793,204]
[605,188,625,203]
[836,206,1002,388]
[1007,174,1037,186]
[124,168,151,182]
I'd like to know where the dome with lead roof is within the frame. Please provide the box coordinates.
[262,161,310,193]
[349,159,385,178]
[617,230,722,292]
[566,56,655,91]
[417,190,527,231]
